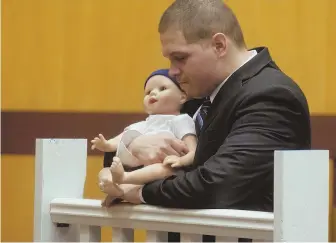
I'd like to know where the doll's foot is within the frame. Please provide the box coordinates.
[110,157,126,184]
[101,181,124,197]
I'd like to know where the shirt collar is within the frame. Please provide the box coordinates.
[209,50,258,102]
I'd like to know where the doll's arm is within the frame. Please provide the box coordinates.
[105,133,123,151]
[163,134,197,168]
[91,133,123,152]
[179,134,197,165]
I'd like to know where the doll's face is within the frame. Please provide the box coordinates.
[144,75,187,115]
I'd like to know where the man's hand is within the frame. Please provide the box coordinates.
[91,134,113,152]
[101,194,121,207]
[128,134,189,166]
[102,184,143,207]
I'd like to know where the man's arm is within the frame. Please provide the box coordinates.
[104,152,115,168]
[141,87,310,208]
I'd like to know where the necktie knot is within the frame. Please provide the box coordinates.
[195,97,211,136]
[201,96,211,111]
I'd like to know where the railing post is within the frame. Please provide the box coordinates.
[34,139,87,242]
[274,150,329,242]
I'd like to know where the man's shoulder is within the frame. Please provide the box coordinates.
[240,67,308,104]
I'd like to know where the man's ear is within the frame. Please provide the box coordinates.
[180,92,187,104]
[212,33,228,58]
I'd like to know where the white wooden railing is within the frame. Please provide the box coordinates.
[33,139,330,242]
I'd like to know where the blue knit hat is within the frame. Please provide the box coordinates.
[144,69,183,91]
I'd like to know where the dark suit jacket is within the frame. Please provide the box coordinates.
[140,47,311,211]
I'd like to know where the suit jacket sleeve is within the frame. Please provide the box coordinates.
[103,152,115,168]
[141,86,309,208]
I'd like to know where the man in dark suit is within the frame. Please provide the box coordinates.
[103,0,311,241]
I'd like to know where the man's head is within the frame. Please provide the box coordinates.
[159,0,247,98]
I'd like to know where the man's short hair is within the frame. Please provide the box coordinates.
[158,0,246,48]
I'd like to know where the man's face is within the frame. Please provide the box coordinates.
[160,29,219,99]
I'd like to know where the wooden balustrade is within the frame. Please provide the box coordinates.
[33,139,330,242]
[49,198,273,242]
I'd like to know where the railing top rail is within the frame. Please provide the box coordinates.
[50,198,274,239]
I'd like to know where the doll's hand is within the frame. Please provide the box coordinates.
[91,134,113,152]
[163,155,184,168]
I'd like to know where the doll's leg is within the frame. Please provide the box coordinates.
[110,157,174,185]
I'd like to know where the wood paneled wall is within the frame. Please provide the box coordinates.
[2,0,336,113]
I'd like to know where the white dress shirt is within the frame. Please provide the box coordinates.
[192,50,257,120]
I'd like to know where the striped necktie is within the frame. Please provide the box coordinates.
[195,97,212,136]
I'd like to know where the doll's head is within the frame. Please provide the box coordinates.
[143,69,187,115]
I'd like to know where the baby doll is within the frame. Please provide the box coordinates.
[92,69,197,197]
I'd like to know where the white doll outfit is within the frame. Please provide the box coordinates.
[116,114,196,167]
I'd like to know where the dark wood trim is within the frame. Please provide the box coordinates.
[334,158,336,207]
[310,115,336,158]
[2,111,335,156]
[1,111,146,155]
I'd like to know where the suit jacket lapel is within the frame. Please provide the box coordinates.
[201,74,242,133]
[200,47,274,133]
